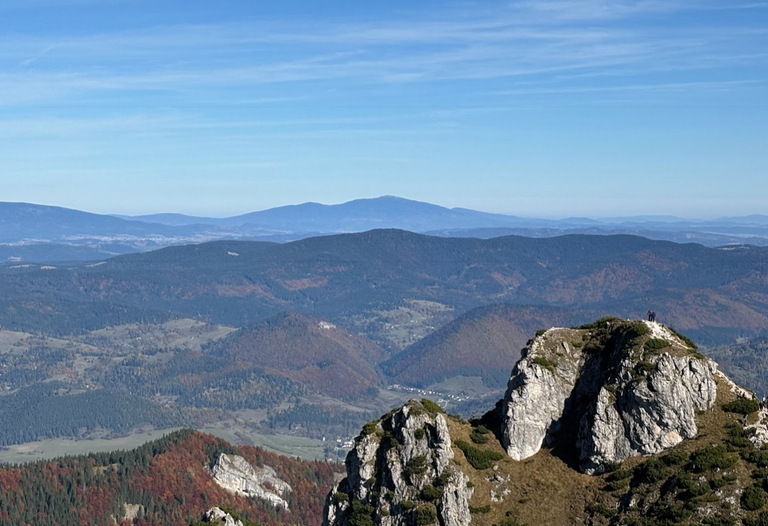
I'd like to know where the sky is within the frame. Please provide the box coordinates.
[0,0,766,218]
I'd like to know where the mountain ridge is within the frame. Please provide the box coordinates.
[381,304,587,389]
[3,230,768,346]
[5,197,768,264]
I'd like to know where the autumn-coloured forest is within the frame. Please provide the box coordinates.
[0,430,343,526]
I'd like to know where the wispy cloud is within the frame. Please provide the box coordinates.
[0,0,764,108]
[492,79,761,96]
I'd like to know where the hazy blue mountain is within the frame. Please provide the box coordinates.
[121,196,768,244]
[0,203,263,262]
[720,215,768,225]
[0,202,191,241]
[126,196,531,231]
[426,227,768,247]
[6,198,768,264]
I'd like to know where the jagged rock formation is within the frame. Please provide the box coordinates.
[201,507,245,526]
[211,453,292,508]
[325,319,768,525]
[323,399,472,526]
[500,319,718,473]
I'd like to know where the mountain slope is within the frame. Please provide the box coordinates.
[381,304,587,389]
[207,312,386,399]
[114,197,768,247]
[708,336,768,397]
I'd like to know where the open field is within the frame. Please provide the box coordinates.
[0,329,98,356]
[82,318,236,353]
[0,425,334,463]
[201,427,330,460]
[0,427,183,464]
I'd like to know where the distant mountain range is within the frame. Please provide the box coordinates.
[3,197,768,261]
[117,196,527,231]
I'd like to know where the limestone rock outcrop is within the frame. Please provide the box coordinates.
[322,319,763,526]
[500,320,718,473]
[211,453,292,509]
[323,399,472,526]
[202,507,245,526]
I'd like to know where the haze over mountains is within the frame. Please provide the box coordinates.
[4,196,768,262]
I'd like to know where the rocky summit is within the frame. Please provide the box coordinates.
[324,318,768,526]
[501,319,717,473]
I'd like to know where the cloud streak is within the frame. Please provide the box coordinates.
[0,0,764,108]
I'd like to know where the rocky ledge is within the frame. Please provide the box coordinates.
[211,453,292,509]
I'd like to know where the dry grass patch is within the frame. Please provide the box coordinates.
[447,416,601,526]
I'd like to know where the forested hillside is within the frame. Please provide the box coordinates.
[709,337,768,397]
[206,312,385,399]
[2,231,767,347]
[0,429,342,526]
[1,231,768,456]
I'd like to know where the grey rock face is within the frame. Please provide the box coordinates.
[211,453,292,508]
[579,353,717,472]
[203,507,245,526]
[122,503,145,521]
[323,399,472,526]
[502,332,585,460]
[501,321,718,473]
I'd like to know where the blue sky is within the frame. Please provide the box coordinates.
[0,0,766,217]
